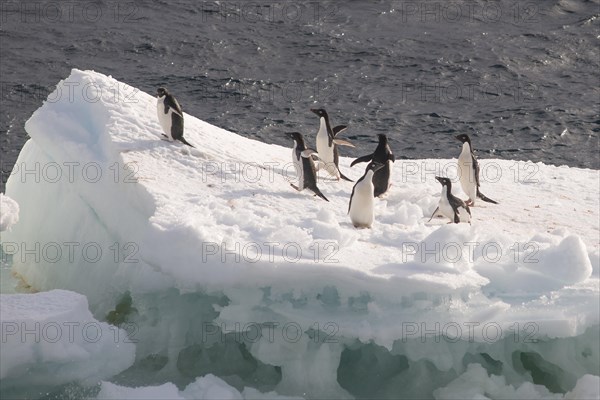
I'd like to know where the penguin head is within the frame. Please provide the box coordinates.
[286,132,305,145]
[156,87,168,98]
[377,134,388,143]
[310,108,328,119]
[455,134,471,144]
[435,176,452,187]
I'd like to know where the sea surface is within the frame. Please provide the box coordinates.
[1,0,599,192]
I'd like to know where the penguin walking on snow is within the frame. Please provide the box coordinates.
[455,134,497,206]
[350,134,395,197]
[286,132,328,202]
[429,176,472,224]
[348,162,385,228]
[310,108,354,181]
[156,87,195,147]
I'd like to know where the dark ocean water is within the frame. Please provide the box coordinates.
[1,0,599,192]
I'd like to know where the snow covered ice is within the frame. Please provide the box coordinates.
[0,194,19,232]
[1,69,599,399]
[0,290,135,399]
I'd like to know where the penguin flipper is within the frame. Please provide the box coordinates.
[290,183,300,192]
[389,153,396,162]
[471,153,481,188]
[477,190,499,204]
[301,149,319,158]
[427,207,439,222]
[350,154,373,167]
[333,138,355,147]
[332,125,348,137]
[348,185,356,214]
[165,94,183,117]
[170,113,184,141]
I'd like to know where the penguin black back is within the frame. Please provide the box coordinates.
[286,132,328,202]
[156,87,195,148]
[435,176,472,224]
[351,134,395,197]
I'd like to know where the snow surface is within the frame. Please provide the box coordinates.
[2,69,599,398]
[0,290,135,398]
[0,193,19,232]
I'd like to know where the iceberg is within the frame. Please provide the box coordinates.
[97,374,303,400]
[0,290,135,399]
[1,69,598,398]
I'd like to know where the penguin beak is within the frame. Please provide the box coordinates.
[454,135,462,141]
[310,109,319,115]
[435,176,443,183]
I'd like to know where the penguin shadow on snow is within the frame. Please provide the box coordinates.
[224,188,320,204]
[120,138,207,159]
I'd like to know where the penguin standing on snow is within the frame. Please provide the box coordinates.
[286,132,328,202]
[156,87,195,147]
[348,162,385,228]
[310,108,354,181]
[455,134,497,206]
[350,133,395,197]
[429,176,472,224]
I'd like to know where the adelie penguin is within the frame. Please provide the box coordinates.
[429,176,472,224]
[156,87,195,147]
[350,133,395,197]
[310,108,354,181]
[286,132,329,202]
[455,134,498,206]
[348,162,385,229]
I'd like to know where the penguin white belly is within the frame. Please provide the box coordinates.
[438,187,471,223]
[386,159,394,190]
[438,191,455,221]
[316,129,338,178]
[458,149,476,200]
[349,181,375,228]
[156,99,174,140]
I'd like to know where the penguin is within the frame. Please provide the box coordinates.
[455,134,497,206]
[156,87,195,147]
[310,108,354,181]
[350,133,395,197]
[348,162,385,228]
[429,176,472,224]
[286,132,329,202]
